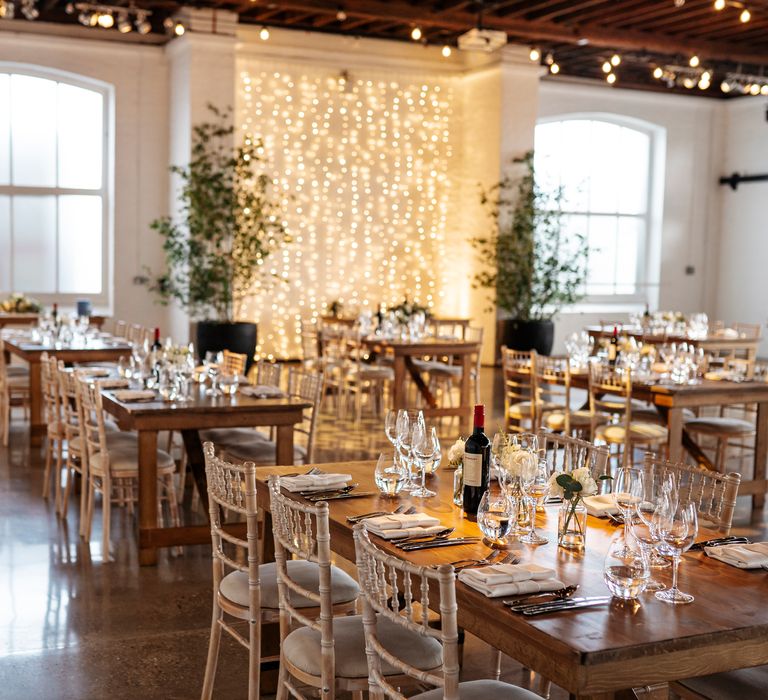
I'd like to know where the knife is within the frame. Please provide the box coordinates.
[299,483,358,497]
[400,538,481,551]
[306,491,377,502]
[520,597,611,616]
[690,536,750,551]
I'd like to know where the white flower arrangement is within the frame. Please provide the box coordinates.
[500,445,538,480]
[447,438,465,467]
[547,467,599,499]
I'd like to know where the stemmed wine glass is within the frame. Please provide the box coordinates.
[410,423,440,498]
[477,488,515,549]
[396,409,423,491]
[204,351,223,396]
[636,469,677,573]
[519,455,549,545]
[491,432,509,487]
[653,500,698,605]
[610,468,643,557]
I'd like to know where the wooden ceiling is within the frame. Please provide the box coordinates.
[18,0,768,97]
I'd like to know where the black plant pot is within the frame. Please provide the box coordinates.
[196,321,258,374]
[496,319,555,361]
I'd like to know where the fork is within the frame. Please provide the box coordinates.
[453,552,520,572]
[447,550,509,572]
[346,504,415,523]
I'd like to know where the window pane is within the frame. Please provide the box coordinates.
[58,83,103,189]
[617,127,650,215]
[588,121,622,214]
[12,196,57,293]
[58,195,102,294]
[558,120,591,212]
[11,75,57,187]
[585,215,618,296]
[615,216,641,294]
[0,75,9,186]
[0,196,10,291]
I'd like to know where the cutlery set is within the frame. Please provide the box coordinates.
[689,536,751,551]
[345,505,417,523]
[511,597,611,616]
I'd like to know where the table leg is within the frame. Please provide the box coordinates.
[753,401,768,509]
[275,424,295,466]
[459,352,473,434]
[28,359,45,447]
[138,430,159,566]
[404,356,437,408]
[666,407,684,462]
[393,355,406,410]
[181,429,209,515]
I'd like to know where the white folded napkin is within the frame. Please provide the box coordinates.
[78,367,112,377]
[364,513,443,539]
[279,473,351,493]
[111,389,156,402]
[714,327,739,339]
[97,379,131,389]
[705,541,768,569]
[459,563,563,598]
[583,494,620,517]
[240,384,285,398]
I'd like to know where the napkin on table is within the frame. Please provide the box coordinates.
[364,513,442,539]
[583,494,620,517]
[240,384,285,399]
[111,389,156,402]
[704,541,768,569]
[97,379,131,389]
[78,367,112,377]
[458,563,564,598]
[279,473,351,493]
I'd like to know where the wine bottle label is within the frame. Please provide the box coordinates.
[463,452,482,487]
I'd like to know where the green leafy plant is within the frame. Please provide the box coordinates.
[147,105,290,322]
[471,151,588,321]
[389,298,432,325]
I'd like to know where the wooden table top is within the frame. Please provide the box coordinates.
[2,335,130,358]
[254,461,768,692]
[361,336,480,353]
[584,325,762,346]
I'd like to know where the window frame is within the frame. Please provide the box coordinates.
[534,112,662,309]
[0,63,112,309]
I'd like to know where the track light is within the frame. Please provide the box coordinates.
[117,11,131,32]
[529,47,540,61]
[336,9,346,21]
[135,11,150,34]
[653,67,664,79]
[689,55,700,67]
[441,45,452,58]
[740,8,751,22]
[173,20,184,36]
[259,25,270,40]
[410,26,422,41]
[97,11,113,28]
[610,53,621,66]
[602,61,612,73]
[714,0,725,8]
[549,62,560,74]
[607,73,617,84]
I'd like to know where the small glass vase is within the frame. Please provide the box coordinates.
[558,498,587,551]
[452,463,463,507]
[506,475,529,534]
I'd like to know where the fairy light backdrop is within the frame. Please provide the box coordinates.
[236,58,455,359]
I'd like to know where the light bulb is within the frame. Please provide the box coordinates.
[97,12,113,28]
[607,73,617,84]
[720,80,731,93]
[602,61,612,73]
[136,13,151,34]
[550,62,560,74]
[698,79,710,90]
[89,12,99,26]
[653,67,663,79]
[117,12,132,32]
[529,47,540,61]
[411,26,422,41]
[441,45,451,58]
[714,0,726,9]
[611,53,621,66]
[689,55,700,68]
[761,84,768,95]
[750,83,760,95]
[740,8,751,22]
[174,21,185,36]
[336,9,347,21]
[683,77,695,89]
[259,26,270,40]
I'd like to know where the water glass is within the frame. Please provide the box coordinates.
[611,468,643,556]
[478,489,515,548]
[374,453,407,497]
[603,532,650,600]
[410,422,438,498]
[219,374,240,396]
[653,501,698,605]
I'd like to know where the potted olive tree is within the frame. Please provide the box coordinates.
[147,105,289,370]
[472,151,587,358]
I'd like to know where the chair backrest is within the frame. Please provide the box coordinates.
[466,326,484,379]
[268,476,336,691]
[642,453,741,533]
[588,362,633,418]
[40,353,63,429]
[221,350,247,377]
[255,359,282,388]
[126,323,144,344]
[534,355,570,432]
[353,523,457,699]
[300,320,320,366]
[286,366,324,462]
[114,320,128,338]
[500,346,536,432]
[77,375,110,468]
[58,363,83,449]
[538,430,610,481]
[0,338,9,389]
[733,322,762,339]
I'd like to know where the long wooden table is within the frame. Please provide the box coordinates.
[362,336,481,433]
[101,386,310,565]
[2,334,132,446]
[255,461,768,700]
[0,313,109,329]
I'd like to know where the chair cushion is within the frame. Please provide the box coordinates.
[413,680,540,699]
[283,614,442,679]
[214,432,308,465]
[507,401,534,419]
[357,365,395,381]
[684,416,755,435]
[6,366,29,379]
[70,430,135,455]
[677,665,768,698]
[596,422,668,443]
[89,436,175,476]
[219,559,359,610]
[413,359,463,377]
[200,427,266,444]
[544,409,608,431]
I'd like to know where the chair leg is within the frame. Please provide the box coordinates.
[42,436,53,499]
[201,610,223,700]
[101,475,111,561]
[62,463,76,520]
[78,462,90,535]
[248,616,261,700]
[275,654,289,700]
[493,649,503,681]
[177,450,188,504]
[83,474,96,541]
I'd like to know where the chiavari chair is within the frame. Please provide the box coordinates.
[300,319,322,371]
[588,363,668,467]
[221,349,247,377]
[500,347,538,433]
[40,353,66,508]
[353,523,539,700]
[254,358,282,388]
[0,338,30,447]
[270,478,428,700]
[113,320,128,338]
[538,430,611,480]
[126,323,145,345]
[340,330,393,421]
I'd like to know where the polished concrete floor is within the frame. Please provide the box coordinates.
[1,368,765,699]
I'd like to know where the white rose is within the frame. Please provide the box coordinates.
[447,438,465,466]
[504,449,536,479]
[547,471,565,497]
[571,467,598,497]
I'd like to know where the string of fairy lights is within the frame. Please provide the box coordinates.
[236,61,454,359]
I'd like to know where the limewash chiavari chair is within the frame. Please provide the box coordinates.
[113,320,128,338]
[0,337,30,447]
[500,347,538,433]
[340,330,393,421]
[221,349,247,377]
[255,359,282,388]
[269,477,426,700]
[538,430,611,481]
[126,323,144,345]
[79,377,179,557]
[642,453,741,534]
[300,319,322,372]
[353,523,539,700]
[588,363,668,467]
[40,354,67,507]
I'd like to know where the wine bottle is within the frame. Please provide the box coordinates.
[51,303,58,323]
[151,327,162,352]
[608,325,618,366]
[150,327,162,383]
[462,404,491,519]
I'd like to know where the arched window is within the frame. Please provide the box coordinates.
[534,116,660,303]
[0,67,110,303]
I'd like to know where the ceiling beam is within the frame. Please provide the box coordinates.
[258,0,768,63]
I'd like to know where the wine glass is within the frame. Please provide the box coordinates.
[636,469,676,573]
[653,501,698,605]
[603,532,650,600]
[491,432,509,487]
[477,488,515,549]
[519,456,550,545]
[204,351,223,396]
[397,409,423,491]
[385,410,399,449]
[611,468,643,557]
[410,423,438,498]
[374,452,407,497]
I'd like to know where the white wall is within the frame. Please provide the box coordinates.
[537,81,724,353]
[0,31,170,331]
[715,98,768,356]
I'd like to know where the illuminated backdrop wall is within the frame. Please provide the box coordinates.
[236,57,456,358]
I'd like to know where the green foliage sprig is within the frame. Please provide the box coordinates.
[471,151,588,321]
[147,105,290,322]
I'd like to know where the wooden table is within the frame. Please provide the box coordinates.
[255,461,768,700]
[2,335,132,446]
[0,313,108,329]
[101,386,311,566]
[362,336,481,433]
